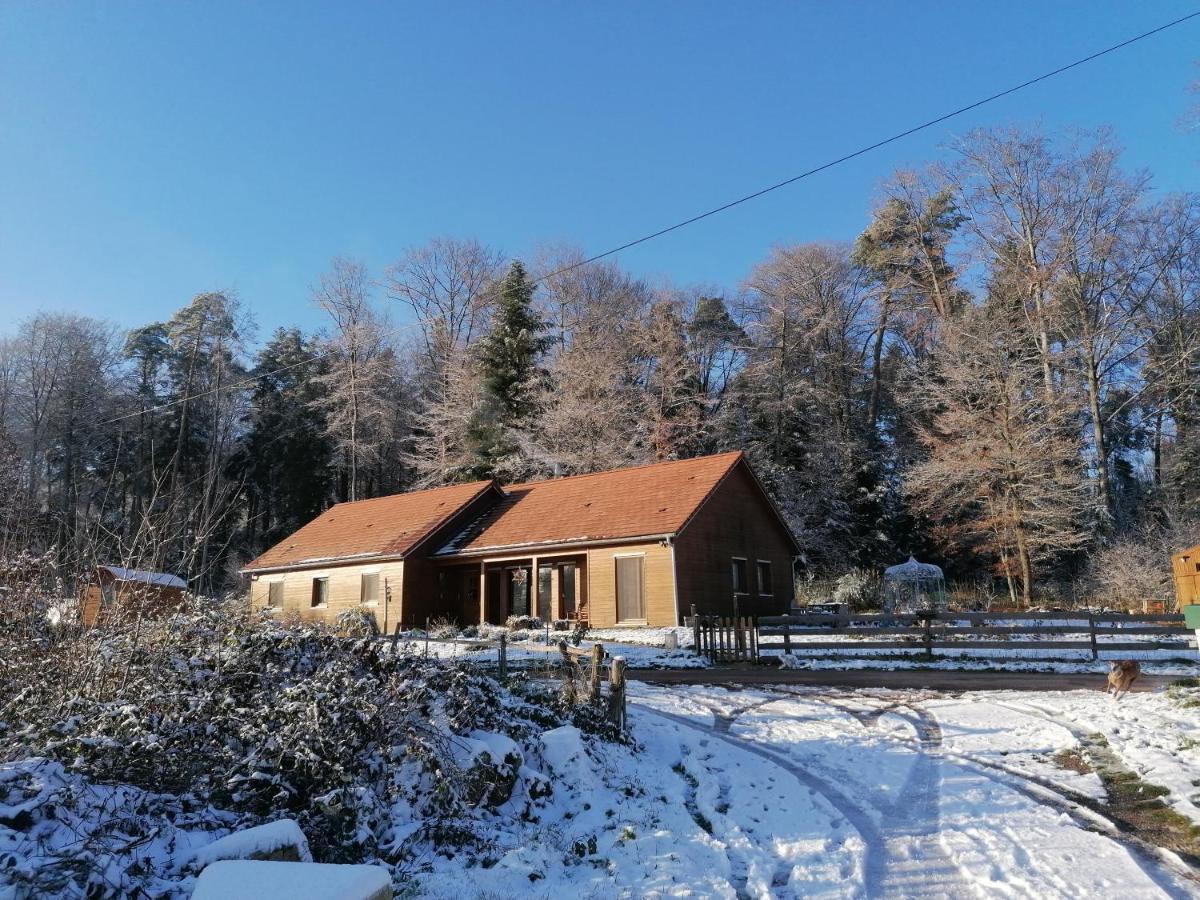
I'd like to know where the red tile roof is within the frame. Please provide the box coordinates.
[243,480,496,572]
[437,451,745,555]
[242,452,764,571]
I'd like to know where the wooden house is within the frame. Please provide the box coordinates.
[242,451,800,629]
[1173,544,1200,610]
[81,565,189,627]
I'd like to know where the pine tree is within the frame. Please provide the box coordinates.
[464,261,550,479]
[240,328,335,554]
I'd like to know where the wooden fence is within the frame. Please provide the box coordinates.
[692,604,759,663]
[753,610,1196,661]
[388,624,627,730]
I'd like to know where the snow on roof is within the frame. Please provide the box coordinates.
[99,566,188,589]
[882,556,944,580]
[190,860,391,900]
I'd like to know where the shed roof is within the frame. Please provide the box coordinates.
[243,480,497,572]
[435,451,750,555]
[98,566,188,589]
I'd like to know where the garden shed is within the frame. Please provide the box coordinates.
[81,565,188,627]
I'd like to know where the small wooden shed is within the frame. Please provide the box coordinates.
[81,565,188,627]
[1174,544,1200,611]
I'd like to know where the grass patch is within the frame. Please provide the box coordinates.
[1051,748,1093,775]
[1168,678,1200,709]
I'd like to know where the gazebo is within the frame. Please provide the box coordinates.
[882,557,947,614]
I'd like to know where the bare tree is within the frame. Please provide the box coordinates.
[906,302,1090,605]
[384,237,503,374]
[312,258,394,502]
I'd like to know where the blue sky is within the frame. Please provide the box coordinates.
[1,2,1197,342]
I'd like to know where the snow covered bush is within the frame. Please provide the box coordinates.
[833,568,880,611]
[0,596,621,897]
[333,607,380,637]
[505,614,542,631]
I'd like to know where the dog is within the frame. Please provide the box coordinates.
[1106,660,1140,699]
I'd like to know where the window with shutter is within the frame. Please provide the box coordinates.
[615,555,645,622]
[311,577,329,608]
[731,558,748,594]
[756,560,773,595]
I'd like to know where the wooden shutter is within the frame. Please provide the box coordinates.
[268,581,283,607]
[615,556,644,622]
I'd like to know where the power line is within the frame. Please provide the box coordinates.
[94,9,1200,428]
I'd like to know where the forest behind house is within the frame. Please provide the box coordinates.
[2,126,1197,609]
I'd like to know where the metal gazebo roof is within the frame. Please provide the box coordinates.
[883,557,944,580]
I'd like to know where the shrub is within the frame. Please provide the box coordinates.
[832,568,880,611]
[333,607,379,638]
[504,615,542,631]
[0,597,616,896]
[427,617,461,639]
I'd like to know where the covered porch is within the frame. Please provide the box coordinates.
[432,552,588,626]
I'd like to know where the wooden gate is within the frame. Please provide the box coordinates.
[691,603,758,663]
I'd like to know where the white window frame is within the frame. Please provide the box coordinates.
[614,552,647,624]
[756,559,773,596]
[731,557,749,595]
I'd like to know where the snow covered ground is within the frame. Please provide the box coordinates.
[623,682,1200,898]
[8,677,1200,897]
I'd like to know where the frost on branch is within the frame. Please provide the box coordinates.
[0,591,615,897]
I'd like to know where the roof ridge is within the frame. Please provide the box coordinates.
[503,450,743,491]
[328,479,494,509]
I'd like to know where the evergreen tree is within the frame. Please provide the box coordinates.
[464,261,550,479]
[239,328,335,555]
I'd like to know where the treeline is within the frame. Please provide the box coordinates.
[1,126,1197,605]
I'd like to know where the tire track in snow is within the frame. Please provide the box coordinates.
[769,688,1199,897]
[636,702,889,897]
[740,691,967,898]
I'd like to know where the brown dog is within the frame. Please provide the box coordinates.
[1106,660,1140,699]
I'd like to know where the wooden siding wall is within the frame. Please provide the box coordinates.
[584,541,676,627]
[1175,545,1200,608]
[673,463,795,618]
[249,560,404,631]
[81,582,184,628]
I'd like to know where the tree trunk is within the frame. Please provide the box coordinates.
[866,296,889,435]
[1083,345,1110,522]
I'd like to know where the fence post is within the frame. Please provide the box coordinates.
[733,596,743,659]
[590,642,604,702]
[692,604,701,656]
[1088,613,1099,661]
[499,632,508,678]
[922,613,933,660]
[424,618,430,659]
[608,655,627,732]
[783,616,792,655]
[391,621,402,651]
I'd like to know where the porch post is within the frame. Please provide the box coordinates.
[550,566,561,622]
[530,555,540,620]
[478,560,487,625]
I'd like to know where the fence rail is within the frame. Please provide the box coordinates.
[752,610,1195,661]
